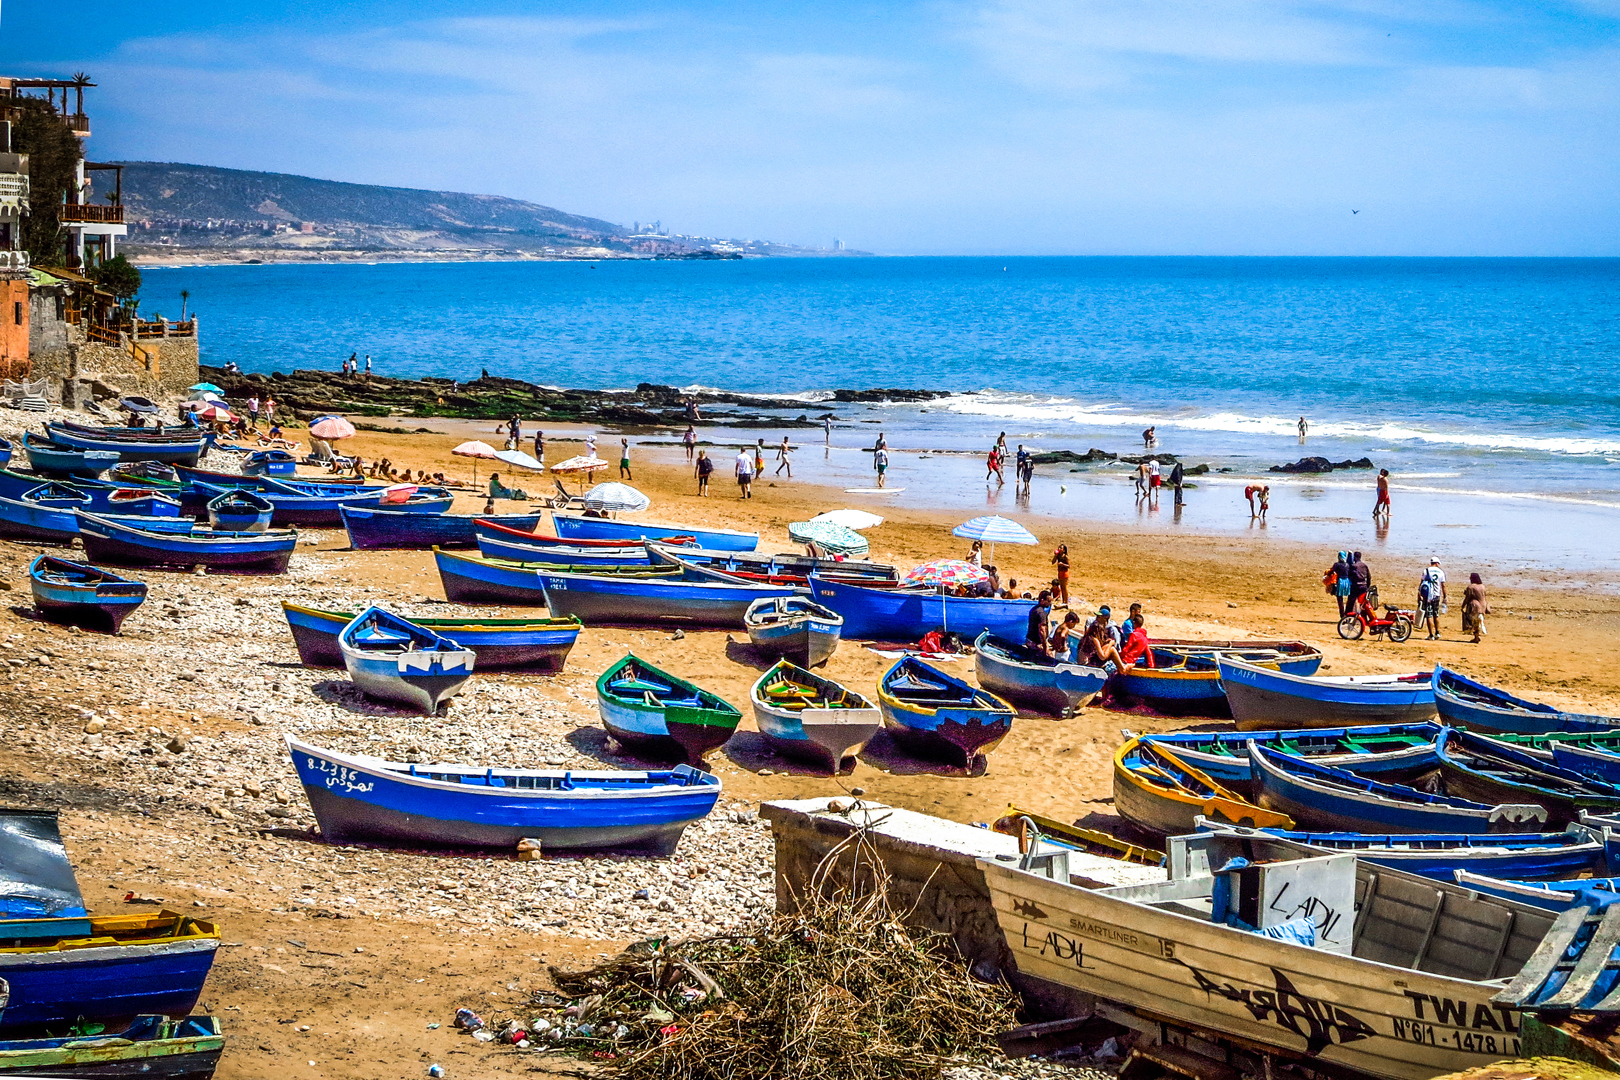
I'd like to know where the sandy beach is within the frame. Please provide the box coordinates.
[3,415,1619,1079]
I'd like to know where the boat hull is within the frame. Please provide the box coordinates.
[288,739,720,853]
[1210,826,1614,883]
[745,597,844,667]
[541,569,799,628]
[191,479,452,528]
[1138,723,1442,792]
[76,513,296,573]
[1432,665,1618,734]
[0,1015,224,1080]
[877,659,1015,769]
[809,574,1034,642]
[595,656,742,767]
[434,548,550,604]
[750,664,880,772]
[343,506,543,550]
[552,513,758,551]
[45,425,206,466]
[30,556,147,633]
[1117,647,1324,717]
[1219,659,1437,729]
[282,603,579,672]
[0,937,218,1031]
[22,436,120,478]
[1112,751,1291,838]
[972,633,1107,715]
[476,531,654,566]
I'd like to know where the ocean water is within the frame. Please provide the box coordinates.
[147,257,1620,580]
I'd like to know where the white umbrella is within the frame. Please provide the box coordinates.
[810,508,884,530]
[493,449,546,472]
[452,440,499,486]
[583,482,651,513]
[550,455,610,474]
[951,514,1038,563]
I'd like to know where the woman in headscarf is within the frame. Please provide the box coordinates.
[1463,573,1490,644]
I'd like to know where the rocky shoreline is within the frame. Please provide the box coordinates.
[199,366,951,428]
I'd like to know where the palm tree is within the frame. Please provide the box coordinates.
[69,73,94,119]
[180,290,190,322]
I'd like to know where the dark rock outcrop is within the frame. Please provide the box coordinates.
[1269,456,1376,474]
[1029,448,1116,465]
[830,388,951,403]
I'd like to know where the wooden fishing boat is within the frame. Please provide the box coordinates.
[432,547,678,605]
[286,735,721,852]
[44,422,208,466]
[1551,740,1620,785]
[1191,821,1615,882]
[1217,656,1436,729]
[749,659,880,772]
[0,482,91,543]
[0,1013,224,1078]
[1135,722,1442,793]
[281,602,581,672]
[242,448,297,476]
[1450,870,1620,912]
[21,432,119,478]
[1434,726,1620,828]
[990,806,1166,864]
[338,606,475,714]
[1115,640,1323,716]
[1492,727,1620,761]
[189,477,451,528]
[75,511,297,573]
[809,574,1035,643]
[595,654,742,766]
[979,834,1559,1080]
[205,488,273,533]
[0,468,178,515]
[553,512,758,551]
[972,632,1107,716]
[111,460,181,485]
[645,541,899,583]
[1496,899,1620,1013]
[474,524,656,566]
[1433,665,1619,733]
[1113,736,1293,838]
[343,505,543,550]
[29,555,147,633]
[877,657,1015,769]
[105,487,182,518]
[540,565,803,628]
[1250,741,1549,834]
[745,595,844,667]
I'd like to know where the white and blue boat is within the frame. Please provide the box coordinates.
[540,566,802,628]
[1135,722,1443,792]
[44,422,209,466]
[745,595,844,667]
[877,656,1016,769]
[282,602,582,673]
[29,555,147,633]
[972,632,1107,716]
[1218,655,1436,730]
[338,606,474,714]
[21,432,119,478]
[433,547,678,605]
[242,448,297,476]
[1449,870,1620,912]
[287,736,721,853]
[474,518,654,566]
[344,505,544,550]
[206,488,274,533]
[1552,740,1620,785]
[0,482,91,542]
[750,660,880,772]
[75,510,298,573]
[596,654,743,765]
[808,574,1035,642]
[189,477,452,527]
[1116,639,1323,716]
[1249,741,1549,834]
[645,541,899,583]
[551,512,759,551]
[1433,665,1618,733]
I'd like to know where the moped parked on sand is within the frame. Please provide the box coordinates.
[1339,587,1414,643]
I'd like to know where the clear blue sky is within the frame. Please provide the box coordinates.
[3,0,1618,254]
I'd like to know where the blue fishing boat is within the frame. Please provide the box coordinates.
[433,547,678,605]
[552,512,758,551]
[29,555,147,633]
[75,511,298,573]
[0,437,9,469]
[338,606,474,714]
[1217,656,1436,730]
[189,478,451,528]
[1435,726,1620,828]
[288,736,720,853]
[1450,870,1620,913]
[1113,736,1293,838]
[541,565,802,628]
[1552,741,1620,785]
[44,422,208,466]
[877,657,1015,769]
[1136,722,1443,792]
[972,632,1107,716]
[474,518,654,566]
[750,660,880,772]
[0,1014,224,1078]
[0,483,91,542]
[1116,639,1323,716]
[242,448,297,476]
[281,602,582,672]
[807,574,1035,642]
[103,488,182,518]
[745,595,844,667]
[21,432,119,478]
[596,654,743,766]
[205,488,273,533]
[645,541,899,583]
[1249,741,1549,834]
[1194,821,1615,883]
[343,505,543,550]
[1433,665,1618,733]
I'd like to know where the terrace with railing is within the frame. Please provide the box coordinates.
[58,203,123,224]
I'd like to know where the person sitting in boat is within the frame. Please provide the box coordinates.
[1049,610,1082,662]
[1120,611,1154,668]
[1024,591,1054,653]
[487,472,529,501]
[1081,613,1129,673]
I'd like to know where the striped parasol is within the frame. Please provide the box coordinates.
[951,514,1037,562]
[788,520,870,556]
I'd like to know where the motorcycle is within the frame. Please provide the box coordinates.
[1338,588,1414,643]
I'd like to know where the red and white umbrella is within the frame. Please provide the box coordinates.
[192,403,235,422]
[452,440,500,486]
[903,559,989,587]
[309,415,357,441]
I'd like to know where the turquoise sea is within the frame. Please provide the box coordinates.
[146,257,1620,583]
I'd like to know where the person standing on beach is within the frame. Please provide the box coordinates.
[1374,469,1391,522]
[1349,551,1371,612]
[1418,557,1448,639]
[683,426,697,461]
[966,540,983,567]
[823,417,832,445]
[874,446,889,487]
[735,447,755,499]
[1170,460,1185,506]
[246,395,260,428]
[1329,551,1352,617]
[1016,445,1033,492]
[509,414,523,444]
[1051,545,1070,608]
[986,445,1000,484]
[695,450,713,496]
[1298,416,1308,442]
[263,396,275,426]
[585,433,597,459]
[1463,573,1490,643]
[619,438,633,480]
[533,430,545,462]
[775,436,792,477]
[754,438,766,478]
[364,354,373,381]
[1148,459,1161,506]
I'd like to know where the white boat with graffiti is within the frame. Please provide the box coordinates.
[978,829,1559,1080]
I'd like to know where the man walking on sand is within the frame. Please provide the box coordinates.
[619,438,633,480]
[735,446,755,499]
[533,429,544,462]
[1419,557,1447,639]
[874,446,889,487]
[1374,469,1391,522]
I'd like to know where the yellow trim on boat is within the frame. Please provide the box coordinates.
[1114,737,1294,831]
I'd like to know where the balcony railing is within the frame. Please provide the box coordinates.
[59,204,123,224]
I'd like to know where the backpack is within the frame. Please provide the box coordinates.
[1418,568,1441,603]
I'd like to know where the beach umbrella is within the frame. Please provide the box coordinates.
[188,382,223,394]
[951,514,1038,563]
[378,483,418,505]
[309,416,357,441]
[192,403,235,422]
[583,482,651,514]
[550,454,610,495]
[119,396,158,415]
[788,520,870,556]
[452,439,499,486]
[903,559,989,588]
[493,448,547,472]
[186,389,224,403]
[810,508,884,530]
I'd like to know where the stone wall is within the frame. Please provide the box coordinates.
[27,288,200,402]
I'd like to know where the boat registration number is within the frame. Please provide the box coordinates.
[543,579,567,590]
[1390,1018,1519,1057]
